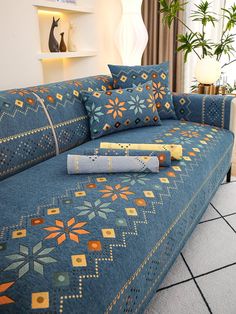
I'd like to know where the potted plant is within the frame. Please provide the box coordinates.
[159,0,236,90]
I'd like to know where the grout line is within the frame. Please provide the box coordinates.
[210,203,236,233]
[157,277,193,292]
[221,180,236,185]
[180,253,213,314]
[157,261,236,293]
[199,211,236,225]
[194,261,236,280]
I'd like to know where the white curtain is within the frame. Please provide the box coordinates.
[184,0,235,92]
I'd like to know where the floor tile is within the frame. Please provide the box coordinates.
[200,204,220,223]
[158,255,191,289]
[146,281,209,314]
[196,264,236,314]
[225,214,236,232]
[211,183,236,215]
[182,219,236,276]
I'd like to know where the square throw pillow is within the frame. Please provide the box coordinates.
[81,81,161,139]
[108,62,177,120]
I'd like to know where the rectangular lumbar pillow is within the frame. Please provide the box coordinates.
[67,155,159,174]
[100,142,182,160]
[81,81,161,139]
[108,62,177,120]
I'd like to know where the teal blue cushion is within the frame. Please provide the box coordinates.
[82,81,162,139]
[108,62,177,120]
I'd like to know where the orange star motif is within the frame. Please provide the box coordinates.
[105,97,126,119]
[100,184,134,201]
[43,218,90,245]
[0,282,15,305]
[153,81,166,99]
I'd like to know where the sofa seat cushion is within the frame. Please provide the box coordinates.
[0,120,233,313]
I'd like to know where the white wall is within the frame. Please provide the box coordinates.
[0,0,122,91]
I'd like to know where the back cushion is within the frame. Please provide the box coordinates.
[0,75,113,180]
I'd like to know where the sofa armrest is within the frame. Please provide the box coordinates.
[173,93,235,130]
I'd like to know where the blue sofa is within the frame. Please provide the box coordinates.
[0,75,235,313]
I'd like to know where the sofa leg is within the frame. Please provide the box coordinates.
[227,166,232,183]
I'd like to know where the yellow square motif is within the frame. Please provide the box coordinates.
[161,73,166,80]
[71,254,87,267]
[172,166,181,171]
[88,87,93,92]
[75,191,86,197]
[120,75,127,82]
[15,100,24,107]
[96,177,107,183]
[200,140,207,145]
[73,90,79,97]
[165,102,171,109]
[32,292,49,309]
[141,73,148,80]
[144,191,155,198]
[102,229,116,238]
[93,92,101,98]
[101,85,107,91]
[125,208,138,216]
[12,229,26,239]
[159,178,169,184]
[183,156,191,161]
[116,90,124,94]
[47,208,60,215]
[193,148,200,152]
[56,93,63,100]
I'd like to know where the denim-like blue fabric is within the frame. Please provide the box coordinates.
[173,93,233,129]
[82,81,161,139]
[67,155,159,174]
[0,120,233,313]
[108,62,177,120]
[0,76,113,180]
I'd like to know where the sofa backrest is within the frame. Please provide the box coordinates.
[0,75,113,180]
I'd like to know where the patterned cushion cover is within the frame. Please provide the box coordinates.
[0,75,113,180]
[0,120,233,313]
[82,81,161,139]
[67,155,159,174]
[108,62,177,120]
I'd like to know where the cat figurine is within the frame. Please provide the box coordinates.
[49,17,60,52]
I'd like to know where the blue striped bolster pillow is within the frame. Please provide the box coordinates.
[67,155,159,174]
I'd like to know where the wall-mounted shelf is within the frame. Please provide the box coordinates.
[33,0,94,14]
[38,50,97,60]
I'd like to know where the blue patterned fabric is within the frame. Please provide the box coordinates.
[173,93,233,129]
[0,120,233,313]
[82,81,161,139]
[108,62,177,120]
[33,76,113,153]
[0,75,113,180]
[67,155,159,174]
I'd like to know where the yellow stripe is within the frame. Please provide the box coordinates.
[100,142,183,160]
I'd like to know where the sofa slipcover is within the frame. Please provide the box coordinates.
[0,119,233,313]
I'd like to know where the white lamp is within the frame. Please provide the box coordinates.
[116,0,148,65]
[195,56,221,85]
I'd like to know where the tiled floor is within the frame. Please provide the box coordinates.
[146,178,236,314]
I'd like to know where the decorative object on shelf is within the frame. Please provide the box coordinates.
[59,32,67,52]
[68,22,79,52]
[159,0,236,88]
[116,0,148,65]
[49,17,60,52]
